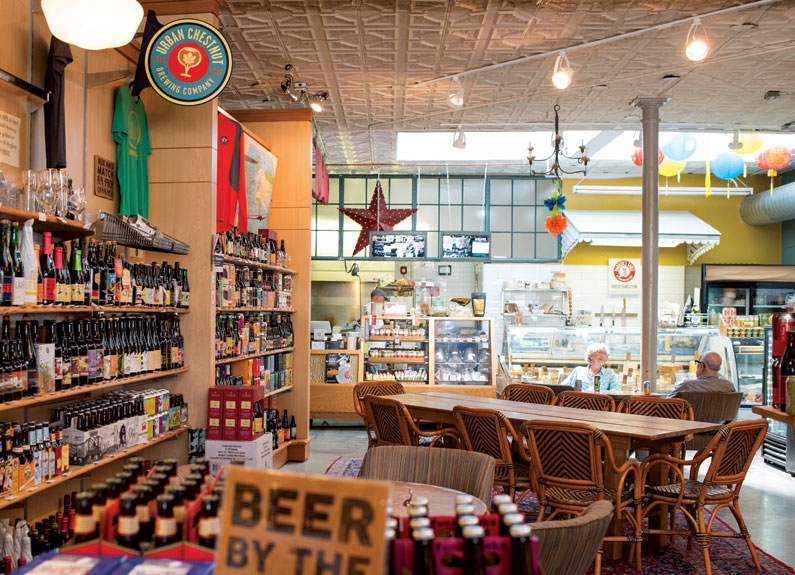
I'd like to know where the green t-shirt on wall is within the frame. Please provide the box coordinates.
[112,86,151,219]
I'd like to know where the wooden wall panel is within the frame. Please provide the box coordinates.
[231,114,313,461]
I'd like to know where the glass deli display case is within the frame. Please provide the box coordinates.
[500,325,737,394]
[430,317,496,387]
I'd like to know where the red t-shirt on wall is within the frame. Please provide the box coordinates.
[217,113,248,233]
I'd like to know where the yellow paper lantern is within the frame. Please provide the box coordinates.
[659,158,686,178]
[735,133,764,155]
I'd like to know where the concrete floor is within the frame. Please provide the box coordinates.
[285,424,795,568]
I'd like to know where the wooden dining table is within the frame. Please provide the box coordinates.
[387,480,489,518]
[384,391,723,559]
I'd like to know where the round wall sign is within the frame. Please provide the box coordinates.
[613,259,636,283]
[144,19,232,106]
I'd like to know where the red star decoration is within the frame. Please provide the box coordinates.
[338,181,417,256]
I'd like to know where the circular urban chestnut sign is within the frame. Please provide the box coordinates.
[613,259,636,283]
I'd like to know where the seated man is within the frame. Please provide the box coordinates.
[668,351,735,397]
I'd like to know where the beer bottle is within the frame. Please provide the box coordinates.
[509,523,534,575]
[501,512,525,537]
[384,527,396,575]
[456,515,478,539]
[167,485,186,541]
[73,491,98,542]
[133,484,154,543]
[462,524,487,575]
[91,483,108,525]
[154,494,178,547]
[411,527,436,575]
[117,493,140,550]
[593,373,601,393]
[491,494,511,513]
[197,495,220,549]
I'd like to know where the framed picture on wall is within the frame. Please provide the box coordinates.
[243,133,278,227]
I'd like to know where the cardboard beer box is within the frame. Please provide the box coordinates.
[110,557,214,575]
[141,542,215,562]
[205,432,273,475]
[16,551,125,574]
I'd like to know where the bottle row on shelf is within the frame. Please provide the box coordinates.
[216,262,292,309]
[214,228,291,269]
[0,314,185,402]
[365,369,427,383]
[215,352,294,391]
[368,349,426,360]
[215,312,293,360]
[369,325,425,338]
[0,420,67,494]
[0,228,190,309]
[55,388,186,466]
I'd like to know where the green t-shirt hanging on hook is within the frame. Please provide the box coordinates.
[112,85,151,219]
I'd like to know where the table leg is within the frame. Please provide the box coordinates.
[648,441,673,548]
[604,435,630,560]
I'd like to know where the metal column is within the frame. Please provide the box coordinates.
[631,97,668,390]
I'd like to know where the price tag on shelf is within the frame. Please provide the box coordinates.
[37,212,46,222]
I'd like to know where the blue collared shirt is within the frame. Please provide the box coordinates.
[561,365,621,392]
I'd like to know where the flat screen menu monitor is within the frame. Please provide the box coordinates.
[369,232,427,259]
[441,232,491,260]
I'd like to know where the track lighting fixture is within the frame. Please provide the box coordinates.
[452,127,466,149]
[685,17,709,61]
[280,64,329,112]
[551,52,572,90]
[310,92,329,113]
[447,76,464,109]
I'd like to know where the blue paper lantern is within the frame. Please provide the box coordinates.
[710,151,744,180]
[662,133,697,162]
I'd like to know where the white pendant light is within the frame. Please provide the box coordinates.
[452,128,466,149]
[42,0,143,51]
[551,52,572,90]
[447,76,464,109]
[685,17,709,62]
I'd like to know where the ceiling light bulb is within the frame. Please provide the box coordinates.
[310,100,323,113]
[452,129,466,149]
[686,17,709,61]
[552,52,572,90]
[42,0,143,50]
[448,76,464,109]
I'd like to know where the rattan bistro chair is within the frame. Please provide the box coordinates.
[557,391,616,412]
[353,381,405,447]
[452,406,532,501]
[520,420,643,574]
[363,395,456,448]
[673,391,743,451]
[640,419,768,575]
[531,501,614,575]
[357,445,495,504]
[500,383,556,405]
[617,395,694,421]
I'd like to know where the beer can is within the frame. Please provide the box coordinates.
[642,380,651,395]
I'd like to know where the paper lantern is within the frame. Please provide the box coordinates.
[756,146,792,196]
[735,133,764,155]
[630,147,664,167]
[658,158,686,178]
[662,133,697,162]
[710,151,744,180]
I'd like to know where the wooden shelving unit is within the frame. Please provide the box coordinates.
[222,254,298,275]
[0,368,189,413]
[0,206,93,240]
[0,305,188,315]
[0,427,187,511]
[215,347,295,365]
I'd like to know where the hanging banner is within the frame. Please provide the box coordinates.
[217,466,390,575]
[608,258,641,293]
[135,11,232,106]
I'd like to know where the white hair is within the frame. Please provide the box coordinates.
[585,343,610,363]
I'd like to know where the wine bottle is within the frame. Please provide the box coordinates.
[9,223,24,306]
[70,249,85,305]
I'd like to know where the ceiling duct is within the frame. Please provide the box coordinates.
[739,181,795,226]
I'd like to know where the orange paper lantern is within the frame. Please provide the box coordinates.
[630,147,665,167]
[756,146,792,195]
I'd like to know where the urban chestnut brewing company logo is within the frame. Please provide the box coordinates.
[613,259,636,283]
[144,19,232,106]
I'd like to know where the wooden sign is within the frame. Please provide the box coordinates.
[218,466,390,575]
[94,155,116,200]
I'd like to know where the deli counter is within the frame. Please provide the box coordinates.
[500,325,738,394]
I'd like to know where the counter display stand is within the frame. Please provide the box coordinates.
[310,315,497,421]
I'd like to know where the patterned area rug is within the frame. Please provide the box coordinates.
[325,456,794,575]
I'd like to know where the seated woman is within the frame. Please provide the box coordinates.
[561,343,621,392]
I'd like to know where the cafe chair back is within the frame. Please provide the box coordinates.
[556,391,616,412]
[520,420,642,574]
[500,383,556,405]
[640,418,767,575]
[544,384,575,396]
[617,396,694,421]
[357,445,495,504]
[363,395,452,448]
[530,500,613,575]
[673,391,743,451]
[352,381,405,447]
[452,406,532,500]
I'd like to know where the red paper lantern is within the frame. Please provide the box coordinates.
[755,145,792,195]
[630,147,665,167]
